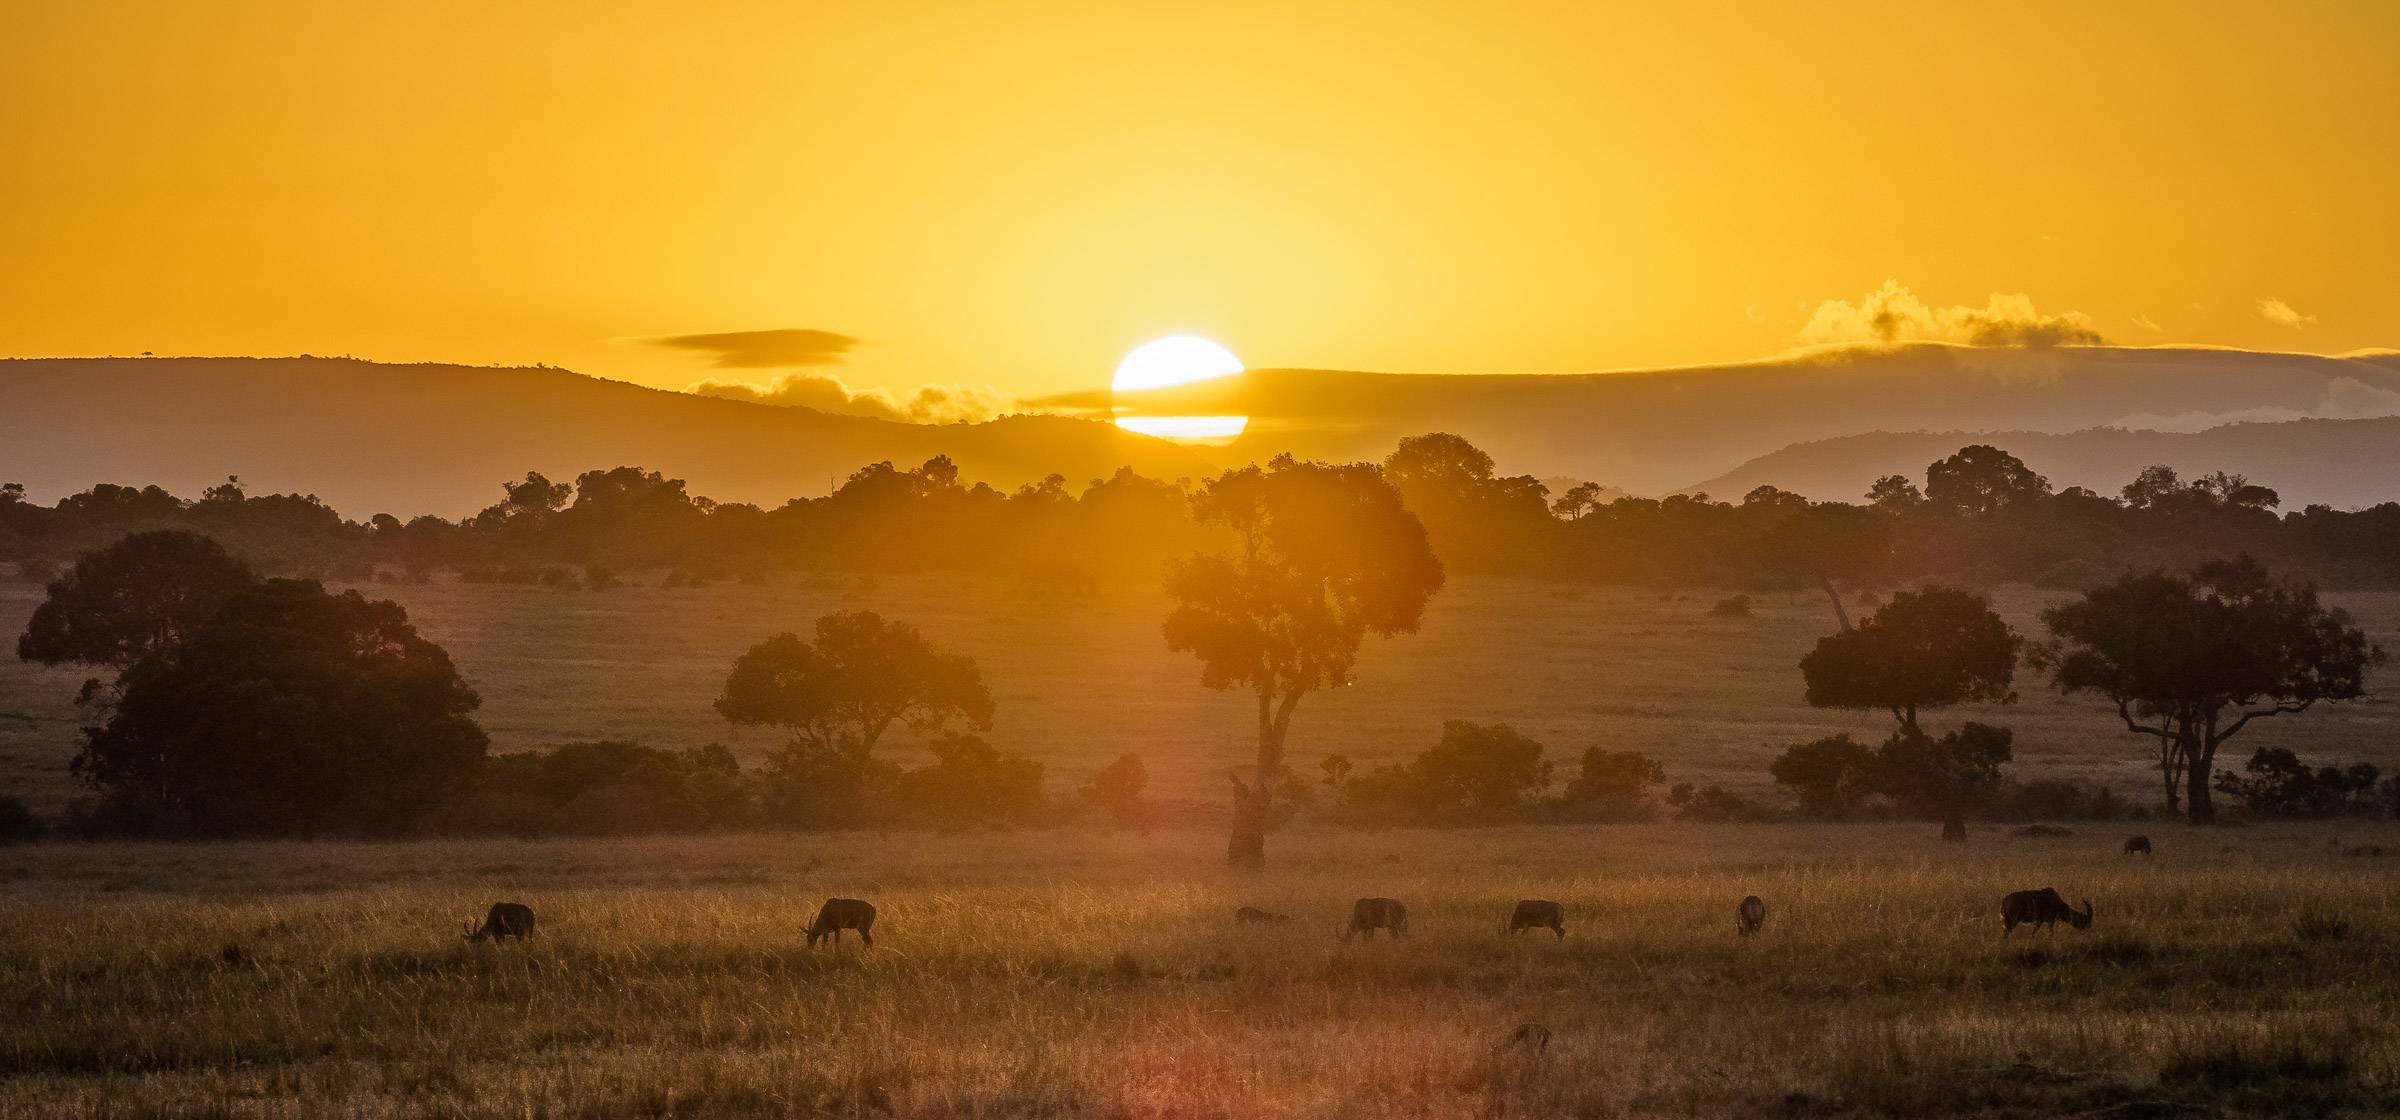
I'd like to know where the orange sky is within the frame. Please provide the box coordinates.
[3,1,2394,403]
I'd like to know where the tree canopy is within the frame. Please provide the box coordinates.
[1163,454,1443,868]
[716,610,995,766]
[17,530,254,671]
[2041,555,2385,822]
[73,578,487,836]
[1799,586,2020,735]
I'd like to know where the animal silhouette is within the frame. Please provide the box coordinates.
[1344,897,1408,941]
[1508,899,1565,939]
[2123,835,2152,855]
[463,902,536,943]
[808,898,877,948]
[2000,888,2092,936]
[1235,905,1293,925]
[1737,895,1766,934]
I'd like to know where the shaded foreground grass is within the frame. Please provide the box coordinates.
[3,823,2398,1117]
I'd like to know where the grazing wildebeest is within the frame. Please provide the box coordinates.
[808,898,877,948]
[463,902,536,943]
[1942,816,1968,843]
[1344,897,1408,941]
[1509,899,1566,939]
[1498,1023,1552,1053]
[1737,895,1766,935]
[1235,905,1293,925]
[2124,835,2153,856]
[2000,888,2092,936]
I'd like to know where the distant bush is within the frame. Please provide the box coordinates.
[1556,747,1666,822]
[1079,754,1151,829]
[1709,595,1752,618]
[444,741,753,836]
[1340,721,1553,824]
[0,796,39,844]
[2215,748,2384,818]
[892,733,1046,827]
[1666,782,1774,822]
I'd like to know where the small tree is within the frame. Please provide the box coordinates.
[1870,722,2013,818]
[1800,586,2020,737]
[2042,556,2385,823]
[1081,753,1150,829]
[1163,455,1443,869]
[1560,746,1666,821]
[1769,734,1875,819]
[73,579,487,835]
[1925,445,2050,515]
[718,611,993,768]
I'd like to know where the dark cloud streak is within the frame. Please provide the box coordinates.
[652,328,858,368]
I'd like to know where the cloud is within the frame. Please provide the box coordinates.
[2130,314,2164,334]
[651,328,858,368]
[2258,298,2317,329]
[2109,376,2400,433]
[687,370,1012,425]
[1794,281,2107,348]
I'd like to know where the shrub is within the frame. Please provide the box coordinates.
[1709,594,1752,618]
[1558,747,1666,821]
[0,796,39,843]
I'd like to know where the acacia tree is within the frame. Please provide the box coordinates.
[18,530,254,677]
[1797,586,2020,829]
[716,610,994,821]
[1163,455,1443,869]
[2040,556,2384,823]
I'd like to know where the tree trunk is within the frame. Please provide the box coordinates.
[2184,717,2216,825]
[2156,733,2182,815]
[1819,575,1852,632]
[1226,776,1268,870]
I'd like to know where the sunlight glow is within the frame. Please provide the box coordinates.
[1110,336,1245,392]
[1113,414,1250,444]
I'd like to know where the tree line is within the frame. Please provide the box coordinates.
[5,446,2391,851]
[8,436,2400,593]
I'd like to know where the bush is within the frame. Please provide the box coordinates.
[1341,721,1551,823]
[892,733,1046,826]
[1668,782,1774,822]
[1557,747,1665,821]
[447,741,754,836]
[0,796,39,843]
[1709,594,1752,618]
[2215,748,2383,818]
[1080,754,1150,829]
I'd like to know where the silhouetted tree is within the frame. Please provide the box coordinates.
[1870,721,2014,818]
[1381,433,1553,573]
[1769,734,1875,819]
[1925,445,2050,515]
[1559,746,1666,821]
[1800,586,2020,737]
[1081,753,1150,829]
[73,579,486,835]
[1163,455,1443,868]
[1343,720,1552,821]
[716,611,994,825]
[2212,748,2382,819]
[2040,555,2384,823]
[18,530,255,674]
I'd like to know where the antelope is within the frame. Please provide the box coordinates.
[1235,906,1293,925]
[1737,895,1766,935]
[1509,899,1565,939]
[1344,897,1407,941]
[463,902,536,943]
[2123,835,2152,856]
[808,898,877,948]
[2000,888,2091,936]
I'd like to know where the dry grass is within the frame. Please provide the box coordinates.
[2,822,2397,1117]
[4,573,2397,815]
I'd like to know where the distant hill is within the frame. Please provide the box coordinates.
[1683,416,2400,511]
[0,357,1216,518]
[1099,343,2400,495]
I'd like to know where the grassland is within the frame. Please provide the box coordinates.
[3,823,2399,1117]
[4,573,2397,817]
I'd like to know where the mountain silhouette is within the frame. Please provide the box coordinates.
[1094,343,2400,495]
[0,357,1216,517]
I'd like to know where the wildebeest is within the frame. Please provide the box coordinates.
[1509,899,1565,939]
[1344,897,1408,941]
[2124,835,2153,856]
[1942,816,1968,843]
[808,898,877,948]
[463,902,536,943]
[2000,888,2092,936]
[1498,1022,1552,1053]
[1235,905,1293,925]
[1737,895,1766,935]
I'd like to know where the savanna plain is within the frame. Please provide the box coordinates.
[1,574,2397,1117]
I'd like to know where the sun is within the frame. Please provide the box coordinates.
[1111,336,1249,444]
[1110,335,1244,392]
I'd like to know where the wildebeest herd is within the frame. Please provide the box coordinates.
[462,836,2151,949]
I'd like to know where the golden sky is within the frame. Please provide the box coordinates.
[4,1,2394,404]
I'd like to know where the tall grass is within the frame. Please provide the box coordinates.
[0,822,2395,1116]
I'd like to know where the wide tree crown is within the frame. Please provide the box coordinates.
[1800,585,2020,723]
[716,610,994,757]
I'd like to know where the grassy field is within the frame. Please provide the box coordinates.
[3,572,2397,817]
[3,823,2398,1117]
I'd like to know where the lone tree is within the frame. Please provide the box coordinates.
[1798,586,2021,830]
[2040,555,2384,823]
[1163,454,1444,869]
[74,578,487,836]
[1925,444,2051,515]
[717,611,994,821]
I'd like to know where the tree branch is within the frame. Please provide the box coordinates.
[2111,699,2172,740]
[2213,698,2317,747]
